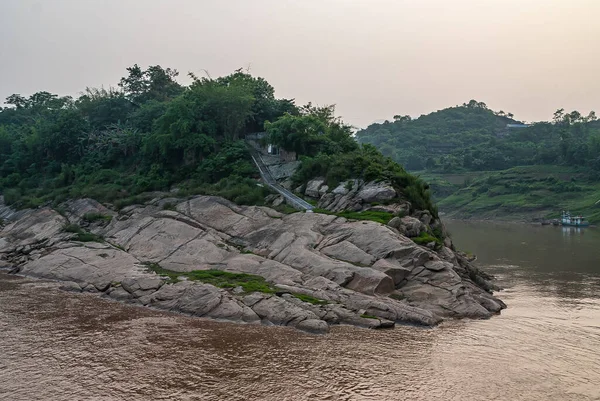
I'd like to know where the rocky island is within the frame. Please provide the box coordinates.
[0,66,504,334]
[0,186,504,334]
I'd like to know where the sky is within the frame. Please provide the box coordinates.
[1,0,599,128]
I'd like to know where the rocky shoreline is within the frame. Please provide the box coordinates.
[0,194,505,334]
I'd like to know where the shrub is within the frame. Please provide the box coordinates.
[82,212,112,223]
[63,223,103,242]
[162,202,176,211]
[412,232,442,247]
[2,188,22,205]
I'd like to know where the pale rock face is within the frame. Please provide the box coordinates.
[296,319,330,334]
[371,259,411,286]
[0,208,67,252]
[390,216,427,238]
[319,240,376,266]
[0,195,505,334]
[356,181,397,203]
[64,198,115,224]
[305,178,327,198]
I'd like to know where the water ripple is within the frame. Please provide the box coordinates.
[1,273,599,401]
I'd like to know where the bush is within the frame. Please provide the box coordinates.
[412,232,442,247]
[2,188,22,205]
[62,223,103,242]
[293,144,438,217]
[82,212,112,223]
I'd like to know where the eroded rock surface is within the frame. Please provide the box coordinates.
[0,195,504,334]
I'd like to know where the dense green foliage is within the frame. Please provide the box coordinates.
[0,66,295,208]
[357,101,600,221]
[0,64,437,219]
[356,101,600,174]
[356,101,516,171]
[264,108,437,216]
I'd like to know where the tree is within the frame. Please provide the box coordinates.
[553,108,565,124]
[464,100,488,109]
[119,64,183,105]
[393,114,412,123]
[5,94,28,109]
[265,104,357,157]
[586,111,597,122]
[76,87,133,129]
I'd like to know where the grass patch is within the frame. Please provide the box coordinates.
[412,232,442,247]
[360,314,379,319]
[82,212,112,223]
[389,293,405,301]
[273,204,299,215]
[75,232,104,242]
[292,293,328,305]
[144,263,276,293]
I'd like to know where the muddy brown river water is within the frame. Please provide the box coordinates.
[1,220,599,400]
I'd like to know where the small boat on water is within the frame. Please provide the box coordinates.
[560,211,590,227]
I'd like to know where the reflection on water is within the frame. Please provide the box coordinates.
[447,220,600,301]
[1,221,599,401]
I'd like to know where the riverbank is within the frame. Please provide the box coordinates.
[0,195,504,334]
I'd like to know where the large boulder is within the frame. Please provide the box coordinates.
[305,178,326,198]
[389,216,427,238]
[319,240,376,266]
[21,243,146,291]
[356,181,397,203]
[0,208,67,252]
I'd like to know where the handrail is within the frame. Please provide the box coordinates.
[248,148,314,212]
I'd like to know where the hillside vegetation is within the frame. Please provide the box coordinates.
[0,65,436,217]
[357,101,600,175]
[357,101,600,222]
[426,166,600,222]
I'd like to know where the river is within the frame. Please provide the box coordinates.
[0,221,599,401]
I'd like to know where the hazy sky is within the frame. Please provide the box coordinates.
[1,0,599,128]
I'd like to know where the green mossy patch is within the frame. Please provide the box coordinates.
[144,263,275,293]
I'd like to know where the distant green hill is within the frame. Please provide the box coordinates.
[357,102,600,222]
[356,102,600,175]
[356,100,517,171]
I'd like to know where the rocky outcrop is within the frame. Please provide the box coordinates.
[0,195,504,334]
[302,178,411,215]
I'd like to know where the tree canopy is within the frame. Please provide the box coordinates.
[356,102,600,174]
[0,65,438,217]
